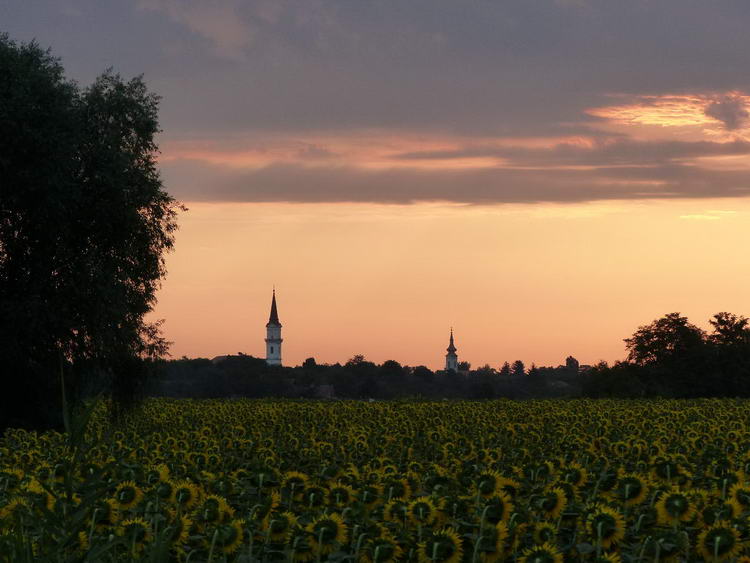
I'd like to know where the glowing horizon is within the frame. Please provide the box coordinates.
[152,198,750,370]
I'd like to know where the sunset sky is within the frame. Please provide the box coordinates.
[5,1,750,369]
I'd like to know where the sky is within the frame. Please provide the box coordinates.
[4,1,750,369]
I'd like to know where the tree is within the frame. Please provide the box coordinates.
[473,364,496,376]
[380,360,404,377]
[708,312,750,395]
[709,312,750,347]
[565,356,580,372]
[499,362,511,376]
[412,366,434,380]
[457,361,471,371]
[302,357,318,369]
[0,36,181,428]
[624,313,706,366]
[511,360,525,377]
[622,313,713,397]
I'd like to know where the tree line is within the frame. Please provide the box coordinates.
[152,354,583,400]
[151,312,750,401]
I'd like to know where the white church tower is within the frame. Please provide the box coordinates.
[445,328,458,372]
[265,289,283,366]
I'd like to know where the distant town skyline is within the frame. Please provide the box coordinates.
[5,2,750,369]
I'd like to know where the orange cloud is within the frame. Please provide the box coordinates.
[587,92,750,133]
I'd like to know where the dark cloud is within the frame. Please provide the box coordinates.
[394,139,750,167]
[705,96,750,130]
[5,1,750,136]
[161,159,750,205]
[7,1,750,204]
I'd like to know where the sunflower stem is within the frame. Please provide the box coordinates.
[638,535,652,562]
[207,528,219,563]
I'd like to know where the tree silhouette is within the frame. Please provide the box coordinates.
[511,360,525,377]
[624,312,705,366]
[0,35,181,428]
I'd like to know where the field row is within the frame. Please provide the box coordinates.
[1,399,750,561]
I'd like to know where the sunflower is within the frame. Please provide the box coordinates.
[155,479,175,501]
[328,484,356,508]
[289,528,315,563]
[728,482,750,516]
[92,498,121,530]
[417,528,463,563]
[383,477,412,501]
[117,517,153,555]
[281,470,309,499]
[615,473,649,507]
[76,531,89,553]
[0,469,24,492]
[165,511,192,547]
[145,463,170,485]
[408,496,439,526]
[362,534,404,563]
[561,463,588,489]
[112,480,143,511]
[481,492,514,524]
[697,522,741,562]
[196,494,234,526]
[25,479,56,511]
[538,488,567,520]
[654,488,695,525]
[213,518,245,555]
[585,504,625,549]
[475,470,506,499]
[476,522,509,563]
[518,541,564,563]
[701,503,735,525]
[171,480,202,511]
[0,497,29,521]
[263,511,298,543]
[650,458,689,486]
[304,485,327,509]
[359,484,383,510]
[307,513,348,556]
[384,498,409,523]
[532,522,557,544]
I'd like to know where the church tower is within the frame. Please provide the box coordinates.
[445,328,458,372]
[265,289,283,366]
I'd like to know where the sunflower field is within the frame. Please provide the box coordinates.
[2,399,750,562]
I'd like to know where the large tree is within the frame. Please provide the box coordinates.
[0,35,181,428]
[624,312,706,366]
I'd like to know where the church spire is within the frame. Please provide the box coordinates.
[447,327,456,353]
[267,288,280,326]
[265,288,283,365]
[444,327,458,372]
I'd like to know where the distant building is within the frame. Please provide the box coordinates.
[265,289,283,366]
[445,328,458,372]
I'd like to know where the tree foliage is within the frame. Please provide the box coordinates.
[0,35,181,428]
[584,312,750,398]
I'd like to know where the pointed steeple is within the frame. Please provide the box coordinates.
[267,288,281,327]
[447,327,456,353]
